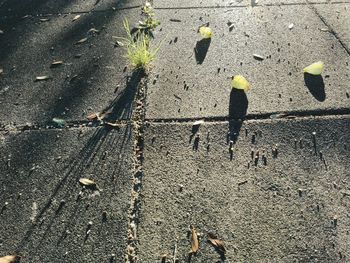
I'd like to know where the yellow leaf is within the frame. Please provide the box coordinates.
[303,61,324,75]
[190,225,199,253]
[199,26,213,39]
[231,75,250,91]
[0,255,21,263]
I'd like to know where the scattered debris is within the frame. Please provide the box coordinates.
[72,15,81,22]
[207,233,226,254]
[35,75,50,81]
[75,37,88,45]
[52,118,66,127]
[51,60,63,67]
[288,23,294,30]
[253,53,264,61]
[169,18,182,22]
[190,225,199,254]
[0,29,4,34]
[113,40,124,47]
[88,28,99,34]
[0,255,21,263]
[193,120,204,127]
[0,68,3,75]
[79,178,96,187]
[39,18,50,22]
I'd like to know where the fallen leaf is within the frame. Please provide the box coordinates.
[88,28,99,34]
[207,233,226,254]
[193,120,204,126]
[75,37,88,44]
[231,75,250,91]
[190,225,199,253]
[52,118,66,127]
[199,26,213,39]
[72,15,81,21]
[39,18,50,22]
[105,122,119,127]
[253,54,264,61]
[303,61,324,75]
[79,178,96,187]
[51,60,63,67]
[87,112,99,121]
[114,40,124,47]
[0,255,21,263]
[35,76,50,81]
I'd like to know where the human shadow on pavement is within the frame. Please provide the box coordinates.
[228,89,248,160]
[194,38,211,64]
[304,73,326,102]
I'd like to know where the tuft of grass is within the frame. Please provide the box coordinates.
[118,19,160,70]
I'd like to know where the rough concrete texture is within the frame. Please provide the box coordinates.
[153,0,350,9]
[0,0,142,18]
[146,5,350,119]
[314,3,350,50]
[0,125,133,262]
[138,116,350,262]
[0,8,142,125]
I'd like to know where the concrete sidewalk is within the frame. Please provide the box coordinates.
[0,0,350,262]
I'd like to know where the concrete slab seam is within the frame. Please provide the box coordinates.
[308,2,350,56]
[125,71,148,263]
[153,1,349,10]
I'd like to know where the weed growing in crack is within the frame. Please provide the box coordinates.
[117,19,160,71]
[139,1,160,32]
[117,2,162,71]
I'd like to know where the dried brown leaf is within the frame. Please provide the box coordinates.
[207,233,226,254]
[190,226,199,253]
[75,37,88,44]
[35,76,50,81]
[72,15,81,21]
[0,255,21,263]
[86,112,99,121]
[79,178,96,187]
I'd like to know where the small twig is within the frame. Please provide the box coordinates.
[173,241,178,263]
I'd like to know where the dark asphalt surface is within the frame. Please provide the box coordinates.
[0,0,349,262]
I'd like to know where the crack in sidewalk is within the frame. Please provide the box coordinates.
[307,1,350,56]
[125,71,147,263]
